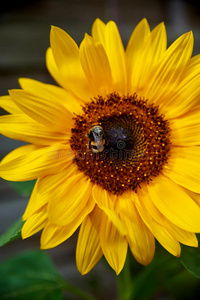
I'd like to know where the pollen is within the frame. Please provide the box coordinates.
[70,92,171,195]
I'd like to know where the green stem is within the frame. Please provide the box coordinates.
[117,253,132,300]
[61,279,96,300]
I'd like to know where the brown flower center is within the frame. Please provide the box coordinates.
[70,93,171,195]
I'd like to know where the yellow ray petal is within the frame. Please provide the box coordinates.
[146,174,200,232]
[46,47,67,88]
[92,18,106,46]
[50,26,92,101]
[104,21,127,94]
[126,18,150,64]
[19,78,82,114]
[137,186,198,247]
[134,193,181,257]
[1,144,36,164]
[50,25,79,71]
[126,18,150,90]
[0,144,74,181]
[22,179,41,221]
[0,114,69,145]
[131,22,167,95]
[48,173,94,226]
[80,34,113,96]
[76,205,103,275]
[42,192,94,248]
[159,74,200,120]
[100,213,128,274]
[186,54,200,71]
[22,162,77,220]
[22,206,48,238]
[118,192,155,265]
[92,185,126,236]
[163,146,200,194]
[170,108,200,146]
[169,224,198,247]
[161,52,200,118]
[148,218,181,257]
[182,187,200,207]
[9,89,73,132]
[41,221,77,249]
[146,31,193,105]
[180,54,200,83]
[0,95,23,114]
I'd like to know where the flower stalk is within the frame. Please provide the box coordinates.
[117,253,133,300]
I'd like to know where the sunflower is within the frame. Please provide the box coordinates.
[1,18,200,275]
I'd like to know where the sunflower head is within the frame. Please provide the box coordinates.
[1,18,200,275]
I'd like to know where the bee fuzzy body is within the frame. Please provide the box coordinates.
[87,125,106,153]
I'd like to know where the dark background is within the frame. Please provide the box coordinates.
[1,0,200,299]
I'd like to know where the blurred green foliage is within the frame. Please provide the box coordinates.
[0,250,63,300]
[0,218,24,247]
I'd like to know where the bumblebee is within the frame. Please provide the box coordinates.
[87,125,106,153]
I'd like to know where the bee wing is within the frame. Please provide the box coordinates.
[93,135,104,152]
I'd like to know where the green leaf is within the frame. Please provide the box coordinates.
[8,180,36,196]
[129,250,182,300]
[0,250,63,300]
[181,237,200,279]
[0,218,24,247]
[164,268,200,300]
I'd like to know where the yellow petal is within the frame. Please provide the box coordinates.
[0,114,69,145]
[76,205,103,275]
[92,18,106,47]
[160,75,200,120]
[22,179,41,221]
[42,194,94,248]
[100,213,128,274]
[146,174,200,232]
[92,18,128,95]
[22,206,48,238]
[146,31,193,106]
[186,54,200,72]
[130,22,167,95]
[1,143,35,164]
[170,108,200,146]
[46,47,67,89]
[161,54,200,119]
[180,54,200,83]
[134,193,181,257]
[22,162,77,220]
[92,185,126,236]
[126,18,150,65]
[169,225,198,247]
[137,186,198,247]
[50,26,92,101]
[19,78,82,114]
[48,173,94,226]
[182,187,200,208]
[0,95,22,114]
[0,144,74,181]
[104,21,127,94]
[50,25,79,71]
[80,34,113,96]
[41,221,78,249]
[118,192,155,265]
[163,146,200,193]
[9,89,73,132]
[126,18,150,91]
